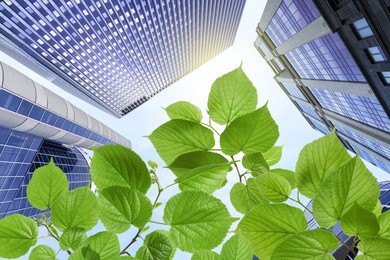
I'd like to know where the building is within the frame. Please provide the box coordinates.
[254,0,390,173]
[304,181,390,259]
[0,61,131,218]
[0,0,247,117]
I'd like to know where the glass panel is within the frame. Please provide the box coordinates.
[352,18,374,39]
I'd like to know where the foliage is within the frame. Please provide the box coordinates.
[0,65,388,259]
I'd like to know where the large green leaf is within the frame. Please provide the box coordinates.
[29,245,58,260]
[262,146,283,166]
[207,65,257,125]
[163,190,234,252]
[98,187,152,233]
[51,187,99,232]
[90,144,151,193]
[271,229,339,259]
[220,105,279,156]
[168,151,228,177]
[135,231,173,260]
[59,228,87,251]
[148,119,215,164]
[164,101,202,122]
[340,203,379,239]
[378,210,390,239]
[230,179,268,214]
[155,230,177,260]
[70,231,120,260]
[242,153,269,176]
[238,204,307,260]
[356,238,390,260]
[295,132,351,198]
[0,214,38,258]
[192,251,220,260]
[255,173,291,203]
[269,168,296,189]
[313,156,380,228]
[220,234,253,260]
[175,163,231,194]
[27,159,68,210]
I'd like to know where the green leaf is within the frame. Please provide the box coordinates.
[59,228,87,251]
[220,104,279,156]
[90,144,151,193]
[148,119,215,164]
[271,229,339,260]
[269,168,296,189]
[255,173,291,203]
[356,238,390,260]
[230,179,268,214]
[155,230,177,260]
[51,187,99,232]
[192,250,220,260]
[29,245,58,260]
[163,190,234,252]
[340,203,379,239]
[0,214,38,258]
[207,65,257,125]
[373,200,382,218]
[27,159,68,210]
[168,151,228,177]
[135,231,173,260]
[175,163,231,194]
[378,210,390,239]
[70,231,120,260]
[98,187,152,233]
[242,153,269,176]
[148,160,158,170]
[262,146,283,166]
[238,204,307,260]
[295,132,351,198]
[164,101,202,122]
[220,234,253,260]
[313,156,380,228]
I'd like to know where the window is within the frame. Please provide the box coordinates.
[379,71,390,85]
[366,46,387,63]
[352,18,374,39]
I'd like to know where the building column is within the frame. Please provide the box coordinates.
[258,0,283,31]
[300,79,375,98]
[276,17,332,55]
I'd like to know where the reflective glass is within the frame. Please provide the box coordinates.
[352,18,374,39]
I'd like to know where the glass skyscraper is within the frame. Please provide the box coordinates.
[0,61,130,218]
[255,0,390,173]
[0,0,247,117]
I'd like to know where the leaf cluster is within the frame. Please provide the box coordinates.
[0,65,389,259]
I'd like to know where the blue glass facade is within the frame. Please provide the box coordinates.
[0,136,90,219]
[309,87,390,132]
[259,42,271,56]
[0,127,42,218]
[265,0,320,46]
[285,33,365,82]
[296,102,321,120]
[307,118,330,135]
[281,82,307,101]
[0,89,115,146]
[337,125,390,159]
[350,143,390,174]
[0,0,246,117]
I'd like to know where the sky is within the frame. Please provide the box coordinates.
[1,0,389,259]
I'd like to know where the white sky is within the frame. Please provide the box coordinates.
[1,0,389,258]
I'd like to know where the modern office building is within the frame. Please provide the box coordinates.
[255,0,390,173]
[304,181,390,259]
[0,61,131,218]
[0,0,247,117]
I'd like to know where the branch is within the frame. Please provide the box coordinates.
[230,156,242,182]
[120,228,143,255]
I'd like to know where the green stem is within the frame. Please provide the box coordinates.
[288,197,313,214]
[162,182,177,191]
[231,156,242,182]
[120,228,143,255]
[149,220,168,225]
[45,224,72,255]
